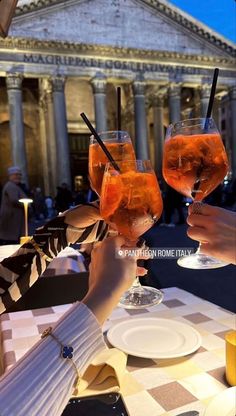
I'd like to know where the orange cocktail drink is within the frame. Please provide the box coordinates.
[163,132,228,202]
[100,160,163,241]
[162,118,229,270]
[89,131,135,195]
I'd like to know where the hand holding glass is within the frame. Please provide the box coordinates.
[100,159,164,308]
[163,118,229,269]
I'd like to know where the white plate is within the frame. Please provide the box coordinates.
[107,317,201,359]
[204,387,236,416]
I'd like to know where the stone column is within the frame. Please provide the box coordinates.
[212,96,221,130]
[200,84,211,118]
[168,83,181,124]
[44,79,58,195]
[91,73,107,133]
[39,94,50,196]
[229,86,236,178]
[51,76,71,187]
[132,79,149,160]
[6,73,28,185]
[152,95,164,176]
[192,87,201,118]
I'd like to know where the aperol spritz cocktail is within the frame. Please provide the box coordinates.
[163,132,228,202]
[100,159,163,308]
[163,118,229,269]
[89,131,135,196]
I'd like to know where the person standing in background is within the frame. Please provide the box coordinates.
[45,195,55,219]
[161,185,185,227]
[55,183,73,214]
[32,187,47,221]
[0,166,27,245]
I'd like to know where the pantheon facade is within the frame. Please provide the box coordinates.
[0,0,235,195]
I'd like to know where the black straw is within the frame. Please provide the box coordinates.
[80,112,120,171]
[204,68,219,130]
[117,86,121,131]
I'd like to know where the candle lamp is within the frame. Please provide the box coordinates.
[19,198,33,244]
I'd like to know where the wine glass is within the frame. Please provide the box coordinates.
[100,159,164,309]
[162,117,229,269]
[89,131,135,196]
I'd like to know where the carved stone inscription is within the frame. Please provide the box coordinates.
[22,53,214,76]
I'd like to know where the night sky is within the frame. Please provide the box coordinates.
[169,0,236,43]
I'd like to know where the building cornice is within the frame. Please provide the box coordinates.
[14,0,236,58]
[0,37,235,68]
[142,0,236,57]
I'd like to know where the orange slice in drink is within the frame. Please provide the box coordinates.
[100,172,123,219]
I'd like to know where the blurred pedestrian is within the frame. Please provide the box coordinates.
[0,166,27,244]
[86,187,98,203]
[87,174,98,202]
[32,187,47,221]
[45,195,55,219]
[161,185,185,227]
[55,183,73,213]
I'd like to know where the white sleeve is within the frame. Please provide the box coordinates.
[0,302,106,416]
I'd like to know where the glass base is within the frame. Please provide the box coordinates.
[177,253,229,269]
[118,286,164,309]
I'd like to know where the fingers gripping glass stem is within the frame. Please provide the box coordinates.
[177,202,229,269]
[99,159,164,309]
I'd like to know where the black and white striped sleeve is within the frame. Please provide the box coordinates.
[0,203,108,314]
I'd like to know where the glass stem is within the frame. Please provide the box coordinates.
[196,242,202,254]
[130,277,144,293]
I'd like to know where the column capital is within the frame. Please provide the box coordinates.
[132,79,146,96]
[40,78,53,106]
[199,83,212,99]
[51,76,66,92]
[45,82,53,104]
[39,96,47,113]
[229,85,236,100]
[151,94,164,107]
[6,73,23,90]
[168,83,181,98]
[91,72,107,94]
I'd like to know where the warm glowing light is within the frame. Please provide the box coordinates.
[19,198,33,237]
[19,198,33,204]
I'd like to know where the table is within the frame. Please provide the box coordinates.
[0,244,21,261]
[0,287,235,416]
[42,247,86,276]
[0,245,86,276]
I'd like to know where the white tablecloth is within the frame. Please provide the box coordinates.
[0,287,234,415]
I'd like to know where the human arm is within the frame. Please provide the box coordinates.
[187,203,236,265]
[0,202,108,314]
[4,182,26,208]
[0,236,138,416]
[83,236,142,324]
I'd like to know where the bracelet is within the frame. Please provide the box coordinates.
[41,326,80,389]
[31,238,53,262]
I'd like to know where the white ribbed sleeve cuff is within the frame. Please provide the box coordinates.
[0,303,106,416]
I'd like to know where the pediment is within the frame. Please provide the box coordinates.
[11,0,235,58]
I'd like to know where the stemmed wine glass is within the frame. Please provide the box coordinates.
[162,117,229,269]
[89,131,135,196]
[100,159,164,308]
